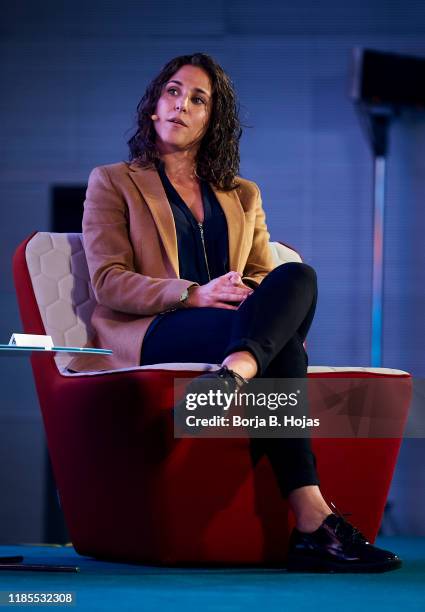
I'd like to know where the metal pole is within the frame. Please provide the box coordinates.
[371,155,386,367]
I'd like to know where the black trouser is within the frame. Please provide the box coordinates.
[140,262,320,497]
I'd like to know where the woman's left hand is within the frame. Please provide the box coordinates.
[227,272,254,307]
[227,272,247,289]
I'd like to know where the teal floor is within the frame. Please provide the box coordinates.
[0,538,424,611]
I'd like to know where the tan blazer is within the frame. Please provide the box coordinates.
[69,161,274,372]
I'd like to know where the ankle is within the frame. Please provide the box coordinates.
[296,509,333,533]
[222,351,258,380]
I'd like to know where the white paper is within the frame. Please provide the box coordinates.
[9,333,54,350]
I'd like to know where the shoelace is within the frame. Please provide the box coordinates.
[330,501,368,545]
[218,366,249,390]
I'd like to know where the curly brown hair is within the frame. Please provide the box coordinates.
[127,53,243,191]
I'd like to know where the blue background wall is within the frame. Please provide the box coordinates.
[1,0,424,542]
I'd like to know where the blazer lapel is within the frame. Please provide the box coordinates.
[209,185,245,273]
[128,163,180,276]
[128,162,246,277]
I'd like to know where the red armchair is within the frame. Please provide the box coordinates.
[13,232,411,564]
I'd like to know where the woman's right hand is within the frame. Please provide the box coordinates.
[185,271,253,310]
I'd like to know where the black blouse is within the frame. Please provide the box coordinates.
[156,160,229,284]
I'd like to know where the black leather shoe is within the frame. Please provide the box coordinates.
[174,366,248,433]
[180,365,248,397]
[287,513,402,573]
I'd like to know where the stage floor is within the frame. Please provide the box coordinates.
[0,537,424,611]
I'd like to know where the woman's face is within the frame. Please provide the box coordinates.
[154,65,212,155]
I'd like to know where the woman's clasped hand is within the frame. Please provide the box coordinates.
[184,271,253,309]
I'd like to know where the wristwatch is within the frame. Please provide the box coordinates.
[179,288,189,305]
[179,284,197,307]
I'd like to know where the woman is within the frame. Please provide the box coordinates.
[72,53,401,572]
